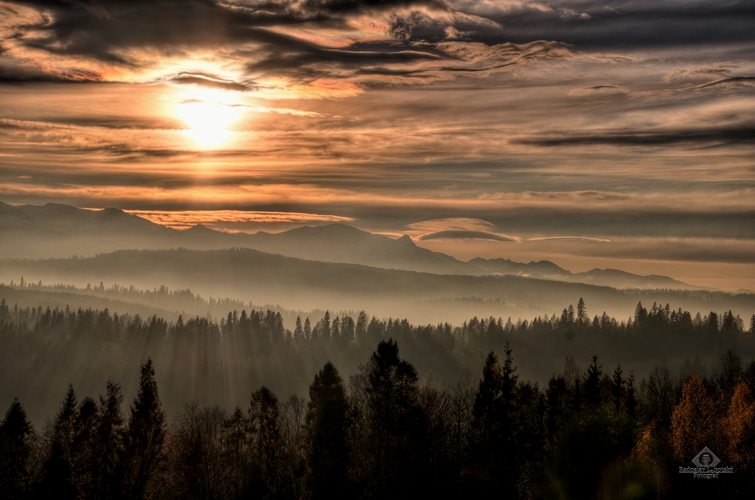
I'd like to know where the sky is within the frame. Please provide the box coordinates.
[0,0,753,290]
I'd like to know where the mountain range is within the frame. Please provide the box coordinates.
[0,201,705,291]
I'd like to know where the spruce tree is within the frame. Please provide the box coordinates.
[95,381,125,500]
[36,385,78,500]
[303,317,312,340]
[249,386,281,496]
[123,359,166,500]
[471,342,518,494]
[364,339,421,497]
[305,362,350,499]
[0,398,34,499]
[611,364,624,412]
[294,316,303,341]
[70,397,98,499]
[584,355,603,408]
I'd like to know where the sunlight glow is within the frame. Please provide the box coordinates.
[175,90,242,147]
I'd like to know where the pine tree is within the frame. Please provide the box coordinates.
[321,311,331,341]
[305,362,350,499]
[611,364,624,412]
[471,342,518,494]
[303,317,312,340]
[294,316,303,341]
[35,385,78,500]
[95,381,125,500]
[577,297,588,328]
[123,359,166,500]
[363,339,422,497]
[584,355,603,408]
[70,397,98,499]
[0,398,34,499]
[55,384,78,458]
[223,407,250,498]
[249,386,281,496]
[625,372,638,417]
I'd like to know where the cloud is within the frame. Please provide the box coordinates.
[124,208,353,227]
[695,76,755,90]
[0,0,579,95]
[526,236,610,243]
[518,126,755,147]
[165,72,255,92]
[568,84,629,96]
[419,229,520,241]
[407,217,522,242]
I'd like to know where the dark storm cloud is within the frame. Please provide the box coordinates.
[519,125,755,147]
[12,0,445,60]
[458,0,755,48]
[240,28,445,77]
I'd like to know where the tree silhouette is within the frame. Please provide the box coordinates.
[471,342,518,494]
[94,381,125,500]
[35,385,78,500]
[363,339,422,498]
[0,398,34,499]
[248,386,281,497]
[123,359,166,500]
[305,362,350,499]
[584,355,603,408]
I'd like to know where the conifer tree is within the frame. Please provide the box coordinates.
[0,398,34,499]
[576,297,588,328]
[321,311,331,341]
[471,342,518,493]
[356,311,368,339]
[305,362,350,499]
[36,385,78,500]
[363,339,422,497]
[70,397,98,499]
[611,364,624,412]
[223,407,250,498]
[584,355,603,408]
[249,386,281,496]
[123,359,166,500]
[625,372,638,417]
[303,317,312,340]
[294,316,303,341]
[95,381,125,500]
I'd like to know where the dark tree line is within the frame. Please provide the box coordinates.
[1,296,754,423]
[2,297,755,498]
[3,340,755,498]
[1,360,164,500]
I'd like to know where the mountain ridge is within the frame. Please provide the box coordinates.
[0,200,707,291]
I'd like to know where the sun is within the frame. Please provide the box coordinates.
[176,90,242,147]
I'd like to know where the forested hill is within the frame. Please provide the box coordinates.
[2,294,753,425]
[0,248,751,325]
[1,303,754,498]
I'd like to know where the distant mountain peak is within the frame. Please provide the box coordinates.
[101,207,125,215]
[396,234,416,247]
